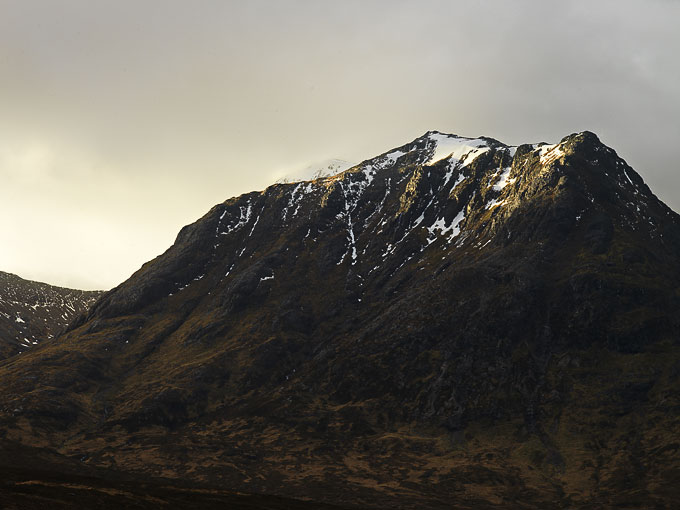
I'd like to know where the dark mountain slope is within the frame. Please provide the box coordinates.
[0,271,102,359]
[1,131,680,508]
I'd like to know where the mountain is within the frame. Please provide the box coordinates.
[1,130,680,509]
[0,271,102,359]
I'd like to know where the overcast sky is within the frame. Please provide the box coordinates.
[1,0,679,290]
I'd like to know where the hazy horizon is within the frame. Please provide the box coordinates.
[2,0,679,290]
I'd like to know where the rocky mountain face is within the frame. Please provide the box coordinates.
[0,271,102,359]
[1,131,680,509]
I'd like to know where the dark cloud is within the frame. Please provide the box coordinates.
[1,0,678,289]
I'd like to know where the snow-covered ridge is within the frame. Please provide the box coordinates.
[272,130,599,192]
[212,129,634,278]
[280,132,503,187]
[422,132,492,167]
[161,128,660,313]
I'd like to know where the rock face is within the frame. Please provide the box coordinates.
[1,131,680,509]
[0,272,102,359]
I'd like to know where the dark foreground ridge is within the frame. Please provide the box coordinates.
[1,131,680,508]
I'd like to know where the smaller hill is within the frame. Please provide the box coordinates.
[0,271,102,359]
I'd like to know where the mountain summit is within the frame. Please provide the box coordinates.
[2,131,680,509]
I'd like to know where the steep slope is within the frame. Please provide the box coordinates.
[0,271,102,359]
[1,131,680,508]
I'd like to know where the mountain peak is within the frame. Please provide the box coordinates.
[304,130,609,193]
[74,129,677,326]
[561,129,601,144]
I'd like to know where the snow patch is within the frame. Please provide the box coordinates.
[248,212,261,236]
[492,167,515,191]
[622,168,636,188]
[485,198,506,210]
[217,201,254,236]
[382,149,407,168]
[537,144,565,166]
[450,171,466,190]
[423,133,490,167]
[427,209,465,244]
[359,148,409,189]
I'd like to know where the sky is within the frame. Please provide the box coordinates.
[1,0,679,290]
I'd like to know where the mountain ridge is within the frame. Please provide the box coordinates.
[0,271,102,359]
[76,130,679,326]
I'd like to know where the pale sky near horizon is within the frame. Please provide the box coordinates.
[1,0,679,290]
